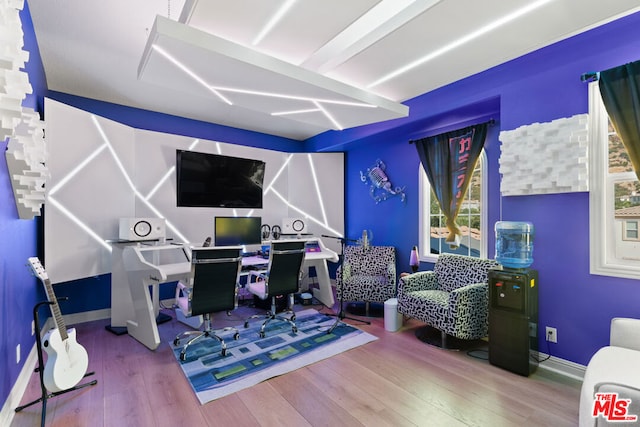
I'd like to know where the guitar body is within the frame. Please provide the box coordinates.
[42,327,89,392]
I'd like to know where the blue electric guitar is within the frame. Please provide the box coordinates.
[28,257,89,392]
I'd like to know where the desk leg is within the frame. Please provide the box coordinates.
[126,277,160,351]
[108,243,135,335]
[307,259,335,308]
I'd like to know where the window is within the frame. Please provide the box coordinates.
[418,151,487,263]
[623,221,639,241]
[589,82,640,277]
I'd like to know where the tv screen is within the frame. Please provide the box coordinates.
[176,150,265,208]
[214,216,262,246]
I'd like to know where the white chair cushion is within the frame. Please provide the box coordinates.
[247,280,268,300]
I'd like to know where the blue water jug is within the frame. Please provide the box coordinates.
[495,221,534,269]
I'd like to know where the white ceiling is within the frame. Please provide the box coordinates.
[27,0,640,141]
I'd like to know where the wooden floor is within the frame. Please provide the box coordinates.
[11,298,582,427]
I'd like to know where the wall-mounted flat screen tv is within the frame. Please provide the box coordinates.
[176,150,265,208]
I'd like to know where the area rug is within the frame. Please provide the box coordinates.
[170,308,378,404]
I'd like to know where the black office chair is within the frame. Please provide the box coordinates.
[244,241,306,338]
[173,246,243,360]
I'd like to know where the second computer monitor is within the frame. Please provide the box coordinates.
[214,216,262,247]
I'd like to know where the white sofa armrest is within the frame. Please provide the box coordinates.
[610,317,640,351]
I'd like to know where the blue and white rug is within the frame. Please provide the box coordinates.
[170,308,378,404]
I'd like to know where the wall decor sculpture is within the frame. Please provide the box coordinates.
[360,159,406,203]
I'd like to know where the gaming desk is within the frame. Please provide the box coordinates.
[109,237,337,351]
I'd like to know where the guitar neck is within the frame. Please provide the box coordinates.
[28,258,69,342]
[43,278,69,341]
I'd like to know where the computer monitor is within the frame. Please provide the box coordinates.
[214,216,262,247]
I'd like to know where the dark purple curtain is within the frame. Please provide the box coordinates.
[413,122,488,248]
[599,60,640,180]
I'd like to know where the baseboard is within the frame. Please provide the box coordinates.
[64,308,111,325]
[0,337,38,426]
[61,298,175,326]
[536,352,586,381]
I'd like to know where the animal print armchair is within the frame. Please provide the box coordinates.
[397,253,499,348]
[336,245,396,315]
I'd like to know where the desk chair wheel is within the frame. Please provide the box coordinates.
[221,348,227,357]
[244,321,250,328]
[174,338,181,346]
[179,351,187,361]
[233,332,240,340]
[259,331,266,339]
[292,326,298,333]
[291,315,296,322]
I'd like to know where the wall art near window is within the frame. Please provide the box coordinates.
[360,159,406,203]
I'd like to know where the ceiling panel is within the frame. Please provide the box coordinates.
[138,16,408,132]
[27,0,640,140]
[182,0,381,65]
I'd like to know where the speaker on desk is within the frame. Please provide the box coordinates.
[119,218,166,241]
[282,218,306,234]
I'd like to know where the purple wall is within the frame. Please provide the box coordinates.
[330,11,640,366]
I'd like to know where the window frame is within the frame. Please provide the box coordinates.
[589,82,640,279]
[418,151,488,263]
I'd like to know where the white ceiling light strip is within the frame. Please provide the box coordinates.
[152,45,233,105]
[211,85,376,107]
[368,0,556,88]
[271,108,321,116]
[313,100,342,130]
[252,0,297,46]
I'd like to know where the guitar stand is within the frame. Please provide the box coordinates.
[15,300,97,427]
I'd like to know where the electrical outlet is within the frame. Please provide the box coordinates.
[16,344,20,364]
[546,326,557,343]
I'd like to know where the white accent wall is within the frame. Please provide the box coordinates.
[44,98,344,284]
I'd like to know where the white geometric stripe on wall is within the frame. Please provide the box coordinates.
[44,98,344,284]
[499,114,589,196]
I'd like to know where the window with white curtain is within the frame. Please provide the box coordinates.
[418,151,487,263]
[589,82,640,278]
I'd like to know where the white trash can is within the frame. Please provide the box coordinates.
[384,298,403,332]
